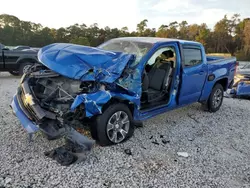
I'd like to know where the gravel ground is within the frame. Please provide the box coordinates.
[0,72,250,188]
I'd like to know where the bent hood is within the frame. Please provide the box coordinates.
[38,43,136,83]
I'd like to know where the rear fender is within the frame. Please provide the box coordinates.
[199,77,228,102]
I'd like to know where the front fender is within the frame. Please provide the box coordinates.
[70,90,140,118]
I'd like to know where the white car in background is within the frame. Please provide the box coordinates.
[237,63,250,75]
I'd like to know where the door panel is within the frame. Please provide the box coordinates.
[3,50,20,70]
[178,46,208,105]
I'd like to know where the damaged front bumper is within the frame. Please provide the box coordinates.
[10,77,83,137]
[230,74,250,97]
[11,85,95,149]
[11,95,39,133]
[235,82,250,96]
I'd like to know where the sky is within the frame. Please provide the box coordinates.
[1,0,250,31]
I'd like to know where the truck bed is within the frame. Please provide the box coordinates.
[206,56,237,64]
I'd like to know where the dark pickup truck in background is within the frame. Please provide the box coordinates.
[0,43,39,76]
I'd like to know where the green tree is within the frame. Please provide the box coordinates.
[179,21,188,39]
[195,24,210,49]
[243,20,250,57]
[156,25,169,38]
[136,19,148,36]
[70,36,90,46]
[0,13,250,60]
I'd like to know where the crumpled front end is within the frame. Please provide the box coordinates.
[11,43,143,140]
[11,68,91,137]
[10,67,96,163]
[37,43,143,119]
[231,74,250,97]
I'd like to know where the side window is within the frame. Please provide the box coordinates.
[183,47,202,67]
[147,47,175,66]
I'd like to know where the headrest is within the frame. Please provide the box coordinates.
[162,50,174,58]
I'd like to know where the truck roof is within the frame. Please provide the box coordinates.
[111,37,201,45]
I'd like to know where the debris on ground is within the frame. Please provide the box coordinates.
[187,137,194,141]
[162,139,170,144]
[44,126,95,166]
[177,152,189,158]
[44,146,77,166]
[187,114,200,123]
[66,126,95,151]
[151,140,160,145]
[4,177,12,185]
[124,149,132,156]
[196,147,201,152]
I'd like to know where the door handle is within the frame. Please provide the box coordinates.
[199,71,205,75]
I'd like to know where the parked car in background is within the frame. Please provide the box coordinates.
[0,43,39,76]
[237,61,249,70]
[13,45,31,51]
[231,63,250,97]
[22,48,40,53]
[11,37,237,146]
[237,63,250,75]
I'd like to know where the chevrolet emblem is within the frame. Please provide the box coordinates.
[24,93,35,106]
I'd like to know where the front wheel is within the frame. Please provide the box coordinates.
[93,103,134,146]
[207,83,224,112]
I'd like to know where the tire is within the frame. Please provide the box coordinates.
[93,103,134,146]
[9,71,20,76]
[19,62,34,75]
[207,83,224,112]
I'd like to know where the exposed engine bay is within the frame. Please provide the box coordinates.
[20,65,100,139]
[30,72,97,116]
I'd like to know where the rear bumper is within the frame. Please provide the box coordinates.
[11,95,39,133]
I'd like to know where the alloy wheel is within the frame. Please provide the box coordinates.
[106,111,130,143]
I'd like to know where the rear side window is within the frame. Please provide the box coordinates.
[183,48,202,67]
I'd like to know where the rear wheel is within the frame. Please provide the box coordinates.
[207,83,224,112]
[19,62,34,75]
[9,71,20,76]
[93,103,134,146]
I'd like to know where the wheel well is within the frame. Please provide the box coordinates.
[17,58,37,66]
[215,78,228,91]
[102,98,135,115]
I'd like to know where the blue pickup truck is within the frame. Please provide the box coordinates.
[11,37,237,146]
